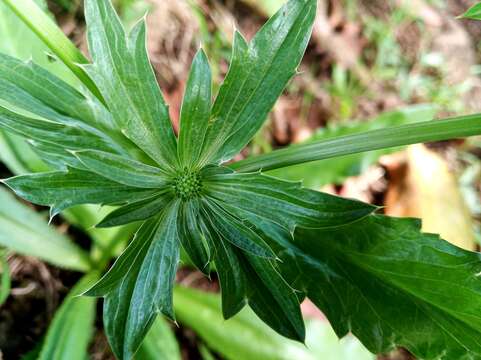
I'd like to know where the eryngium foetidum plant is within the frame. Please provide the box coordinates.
[3,0,481,359]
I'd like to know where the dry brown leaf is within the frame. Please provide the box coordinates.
[385,144,475,251]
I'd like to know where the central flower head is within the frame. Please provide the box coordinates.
[173,169,202,200]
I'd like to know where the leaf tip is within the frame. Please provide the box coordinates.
[94,221,109,229]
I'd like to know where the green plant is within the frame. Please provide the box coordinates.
[2,0,481,359]
[174,286,374,360]
[0,2,370,358]
[269,104,438,188]
[0,186,172,359]
[0,190,372,360]
[460,2,481,20]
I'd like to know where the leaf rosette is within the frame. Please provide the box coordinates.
[0,0,371,356]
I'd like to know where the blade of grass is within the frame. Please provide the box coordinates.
[3,0,104,102]
[0,249,10,306]
[231,114,481,172]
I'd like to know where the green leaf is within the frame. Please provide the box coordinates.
[232,113,481,172]
[84,218,162,298]
[0,3,139,271]
[96,192,172,228]
[203,167,376,232]
[96,203,181,360]
[459,2,481,20]
[174,286,374,360]
[268,105,438,188]
[281,214,481,359]
[242,253,305,342]
[136,316,181,360]
[99,218,161,359]
[178,49,212,168]
[198,344,216,360]
[3,168,158,217]
[0,103,122,160]
[0,249,10,306]
[202,196,304,338]
[203,198,276,258]
[178,199,212,274]
[0,0,78,86]
[2,0,103,100]
[38,273,98,360]
[0,54,115,134]
[209,230,247,319]
[73,150,172,188]
[84,0,178,170]
[31,140,84,171]
[0,187,90,271]
[199,0,317,164]
[200,203,247,318]
[0,4,111,173]
[0,131,48,174]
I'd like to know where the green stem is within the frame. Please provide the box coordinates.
[3,0,105,103]
[231,113,481,172]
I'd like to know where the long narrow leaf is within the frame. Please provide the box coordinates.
[101,218,161,360]
[177,199,212,274]
[96,192,172,228]
[203,167,376,232]
[242,253,305,342]
[136,316,181,360]
[38,273,98,360]
[0,104,122,158]
[199,206,248,318]
[84,0,178,170]
[74,150,172,188]
[200,0,317,164]
[2,0,103,100]
[0,187,90,271]
[232,114,481,172]
[2,168,158,217]
[178,49,212,168]
[0,249,10,306]
[0,54,111,132]
[267,105,438,187]
[211,237,247,319]
[99,203,181,360]
[204,198,276,258]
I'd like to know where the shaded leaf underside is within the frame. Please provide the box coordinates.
[280,215,481,360]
